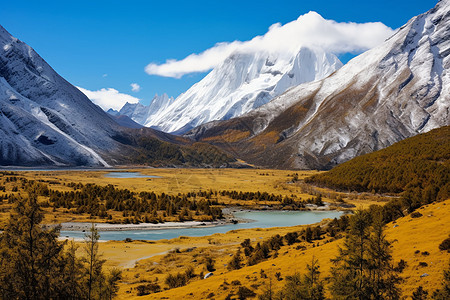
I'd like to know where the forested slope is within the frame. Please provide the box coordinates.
[306,126,449,200]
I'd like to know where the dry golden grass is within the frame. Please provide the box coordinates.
[202,129,250,143]
[2,168,439,299]
[0,168,383,227]
[111,199,449,299]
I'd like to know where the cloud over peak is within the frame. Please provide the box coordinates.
[145,11,394,78]
[77,86,140,111]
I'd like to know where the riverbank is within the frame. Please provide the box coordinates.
[58,220,229,231]
[56,204,345,232]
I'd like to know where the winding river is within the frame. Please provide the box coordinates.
[60,210,344,241]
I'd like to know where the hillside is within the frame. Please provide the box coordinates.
[306,126,450,197]
[113,198,450,299]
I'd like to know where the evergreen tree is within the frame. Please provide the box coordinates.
[330,209,372,299]
[330,209,401,300]
[0,193,69,299]
[276,257,324,300]
[228,248,243,270]
[84,224,107,300]
[367,211,401,299]
[60,241,85,299]
[104,268,122,300]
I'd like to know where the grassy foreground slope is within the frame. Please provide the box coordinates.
[306,126,449,197]
[117,199,449,300]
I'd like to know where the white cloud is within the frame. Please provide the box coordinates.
[145,11,395,78]
[102,73,108,77]
[130,83,141,92]
[77,86,140,111]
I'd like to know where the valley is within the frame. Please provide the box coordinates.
[0,168,380,228]
[0,139,448,299]
[0,1,448,299]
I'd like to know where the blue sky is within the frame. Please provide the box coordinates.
[1,0,437,109]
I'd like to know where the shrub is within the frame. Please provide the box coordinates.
[439,237,450,252]
[136,283,161,296]
[237,286,256,299]
[205,256,216,272]
[411,212,423,218]
[165,273,187,289]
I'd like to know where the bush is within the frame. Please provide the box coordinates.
[205,257,216,272]
[136,283,161,296]
[228,249,243,270]
[411,212,423,218]
[165,272,187,289]
[237,286,256,299]
[439,237,450,252]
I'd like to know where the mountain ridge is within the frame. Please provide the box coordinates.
[119,47,342,133]
[186,0,450,169]
[0,25,234,167]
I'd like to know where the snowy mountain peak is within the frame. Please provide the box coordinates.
[187,0,450,169]
[118,93,174,126]
[121,46,342,133]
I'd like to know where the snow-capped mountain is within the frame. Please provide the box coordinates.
[134,47,342,133]
[187,0,450,169]
[118,93,174,126]
[0,25,127,166]
[0,25,237,167]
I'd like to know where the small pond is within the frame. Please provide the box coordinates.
[103,172,161,179]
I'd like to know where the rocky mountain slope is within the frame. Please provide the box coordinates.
[123,47,342,134]
[187,0,450,169]
[0,25,131,166]
[0,25,233,167]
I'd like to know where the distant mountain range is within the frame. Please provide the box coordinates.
[0,25,233,167]
[1,1,448,168]
[116,47,342,134]
[187,0,449,169]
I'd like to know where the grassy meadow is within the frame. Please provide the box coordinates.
[0,168,386,227]
[0,168,448,299]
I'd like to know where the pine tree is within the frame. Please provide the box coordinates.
[0,193,67,299]
[84,224,107,300]
[276,257,324,300]
[104,268,122,300]
[330,209,372,299]
[228,248,243,270]
[367,211,401,299]
[60,241,85,299]
[330,209,401,300]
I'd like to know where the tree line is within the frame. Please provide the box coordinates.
[306,126,449,198]
[1,180,224,224]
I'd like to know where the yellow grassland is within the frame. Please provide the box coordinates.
[0,168,440,299]
[0,168,385,227]
[111,199,449,299]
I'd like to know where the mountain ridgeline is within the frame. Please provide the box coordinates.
[187,0,450,170]
[1,1,449,169]
[0,25,234,168]
[119,47,342,134]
